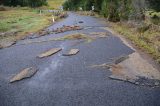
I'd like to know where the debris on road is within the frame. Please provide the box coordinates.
[23,25,83,40]
[63,49,79,56]
[38,48,62,58]
[10,67,38,83]
[90,63,112,69]
[53,25,83,34]
[60,34,91,40]
[0,41,16,49]
[90,32,109,38]
[20,33,93,45]
[90,55,129,69]
[113,55,129,64]
[108,53,160,87]
[90,53,160,87]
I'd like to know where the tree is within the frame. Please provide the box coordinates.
[0,0,47,7]
[146,0,160,11]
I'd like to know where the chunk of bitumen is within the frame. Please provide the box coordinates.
[114,55,129,64]
[10,67,38,83]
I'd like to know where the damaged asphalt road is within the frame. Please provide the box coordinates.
[0,12,160,106]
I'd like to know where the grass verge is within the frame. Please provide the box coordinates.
[0,7,53,41]
[0,6,68,44]
[110,22,160,64]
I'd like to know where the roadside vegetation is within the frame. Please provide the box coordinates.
[111,22,160,63]
[63,0,160,63]
[47,0,65,9]
[0,0,65,43]
[0,7,52,40]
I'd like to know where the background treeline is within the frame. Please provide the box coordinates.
[146,0,160,12]
[63,0,160,22]
[0,0,47,7]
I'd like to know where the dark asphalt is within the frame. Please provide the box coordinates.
[0,12,160,106]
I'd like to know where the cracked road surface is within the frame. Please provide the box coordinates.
[0,12,160,106]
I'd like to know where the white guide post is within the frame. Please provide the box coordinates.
[52,15,55,23]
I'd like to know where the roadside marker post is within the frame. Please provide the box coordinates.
[40,10,42,15]
[52,15,55,23]
[79,7,83,11]
[92,6,95,11]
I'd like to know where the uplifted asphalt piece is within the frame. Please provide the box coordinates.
[10,67,38,83]
[38,48,62,58]
[0,41,16,49]
[63,49,79,56]
[54,25,83,34]
[113,55,129,64]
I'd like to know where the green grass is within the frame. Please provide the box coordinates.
[0,8,53,40]
[47,0,65,9]
[111,22,160,63]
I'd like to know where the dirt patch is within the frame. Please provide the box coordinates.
[0,31,19,38]
[154,35,160,42]
[38,48,62,58]
[21,33,94,45]
[10,67,38,83]
[90,63,112,69]
[89,32,109,38]
[53,25,83,34]
[63,49,79,56]
[60,34,89,40]
[0,41,16,49]
[116,53,160,80]
[0,6,8,11]
[23,25,82,40]
[90,53,160,87]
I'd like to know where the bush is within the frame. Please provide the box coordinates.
[0,0,47,8]
[151,14,160,25]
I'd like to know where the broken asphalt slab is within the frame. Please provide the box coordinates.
[109,52,160,87]
[37,48,62,58]
[0,41,16,49]
[0,12,160,106]
[63,49,79,56]
[91,52,160,87]
[53,25,83,34]
[10,67,38,83]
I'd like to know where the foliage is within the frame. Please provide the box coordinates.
[0,0,47,7]
[63,0,160,22]
[47,0,65,9]
[146,0,160,12]
[63,0,134,22]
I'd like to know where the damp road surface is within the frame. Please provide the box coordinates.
[0,12,160,106]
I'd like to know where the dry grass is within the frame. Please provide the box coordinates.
[21,33,93,45]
